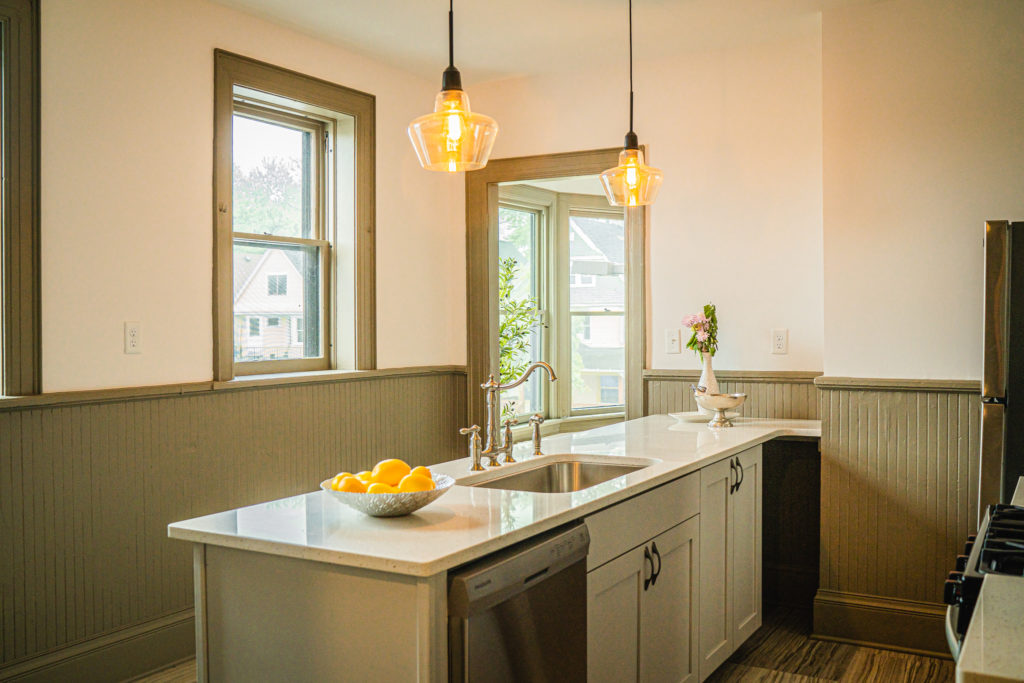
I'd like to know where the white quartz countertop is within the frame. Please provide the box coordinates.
[957,476,1024,683]
[957,574,1024,683]
[168,415,820,576]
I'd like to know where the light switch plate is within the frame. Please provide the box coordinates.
[665,328,682,354]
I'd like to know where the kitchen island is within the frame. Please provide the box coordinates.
[169,415,820,681]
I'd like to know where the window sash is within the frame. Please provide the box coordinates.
[498,196,550,417]
[230,102,330,375]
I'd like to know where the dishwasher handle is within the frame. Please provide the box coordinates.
[449,524,590,618]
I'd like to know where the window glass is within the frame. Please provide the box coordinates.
[232,115,313,239]
[233,241,321,363]
[569,214,626,410]
[498,205,543,418]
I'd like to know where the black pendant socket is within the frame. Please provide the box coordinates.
[441,66,463,92]
[624,131,639,150]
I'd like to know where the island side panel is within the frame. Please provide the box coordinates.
[194,544,209,683]
[203,545,445,681]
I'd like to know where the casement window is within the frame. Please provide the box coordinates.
[214,51,375,378]
[497,185,625,420]
[0,0,39,396]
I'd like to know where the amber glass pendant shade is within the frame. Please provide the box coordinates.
[407,0,498,173]
[408,89,498,173]
[601,0,663,206]
[600,147,663,207]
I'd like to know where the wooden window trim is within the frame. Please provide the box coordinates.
[213,50,375,381]
[0,0,40,396]
[465,149,648,427]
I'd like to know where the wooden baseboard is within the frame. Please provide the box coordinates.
[812,589,950,658]
[0,610,195,682]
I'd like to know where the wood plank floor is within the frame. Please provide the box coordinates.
[706,607,955,682]
[135,606,955,682]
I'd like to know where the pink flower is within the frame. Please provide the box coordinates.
[682,313,708,329]
[696,329,709,342]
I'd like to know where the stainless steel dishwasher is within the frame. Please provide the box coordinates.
[448,523,590,682]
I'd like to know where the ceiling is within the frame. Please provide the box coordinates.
[211,0,881,84]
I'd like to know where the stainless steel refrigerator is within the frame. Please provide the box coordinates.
[980,220,1024,521]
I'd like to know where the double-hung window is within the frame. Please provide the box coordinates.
[214,51,375,379]
[497,183,625,421]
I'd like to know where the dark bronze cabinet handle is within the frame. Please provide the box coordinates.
[651,541,662,586]
[735,457,744,491]
[729,458,737,494]
[643,545,654,590]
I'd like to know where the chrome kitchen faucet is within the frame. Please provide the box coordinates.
[460,362,557,470]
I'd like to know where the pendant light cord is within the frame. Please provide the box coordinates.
[449,0,455,69]
[628,0,634,134]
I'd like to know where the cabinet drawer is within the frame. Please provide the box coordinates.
[585,473,699,571]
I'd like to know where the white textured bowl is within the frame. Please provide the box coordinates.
[320,473,455,517]
[694,392,747,412]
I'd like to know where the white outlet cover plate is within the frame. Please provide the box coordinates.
[124,321,141,354]
[771,328,788,355]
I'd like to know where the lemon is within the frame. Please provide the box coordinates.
[371,459,412,487]
[355,471,374,484]
[336,476,367,493]
[398,473,435,493]
[367,482,398,494]
[410,465,432,479]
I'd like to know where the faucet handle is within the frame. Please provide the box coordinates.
[501,418,518,464]
[529,414,545,456]
[459,425,484,471]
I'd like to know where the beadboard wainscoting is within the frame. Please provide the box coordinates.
[643,370,822,419]
[0,367,466,682]
[813,376,982,656]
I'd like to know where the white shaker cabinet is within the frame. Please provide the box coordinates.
[698,445,763,681]
[587,517,700,683]
[586,475,701,683]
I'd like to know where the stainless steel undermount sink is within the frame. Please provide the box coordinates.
[466,456,653,494]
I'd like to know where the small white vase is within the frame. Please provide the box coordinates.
[697,352,719,415]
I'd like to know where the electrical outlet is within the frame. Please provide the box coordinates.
[771,328,788,355]
[124,321,141,354]
[665,328,681,354]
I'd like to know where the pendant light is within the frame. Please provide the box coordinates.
[408,0,498,173]
[600,0,663,206]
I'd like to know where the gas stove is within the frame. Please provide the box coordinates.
[945,503,1024,654]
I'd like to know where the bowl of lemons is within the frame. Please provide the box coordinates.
[320,458,455,517]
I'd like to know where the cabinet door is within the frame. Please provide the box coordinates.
[698,457,733,679]
[588,546,646,683]
[731,446,762,644]
[640,516,700,683]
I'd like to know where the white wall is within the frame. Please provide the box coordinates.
[473,18,825,372]
[822,0,1024,379]
[40,0,465,392]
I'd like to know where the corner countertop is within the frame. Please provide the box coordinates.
[168,415,820,577]
[956,476,1024,683]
